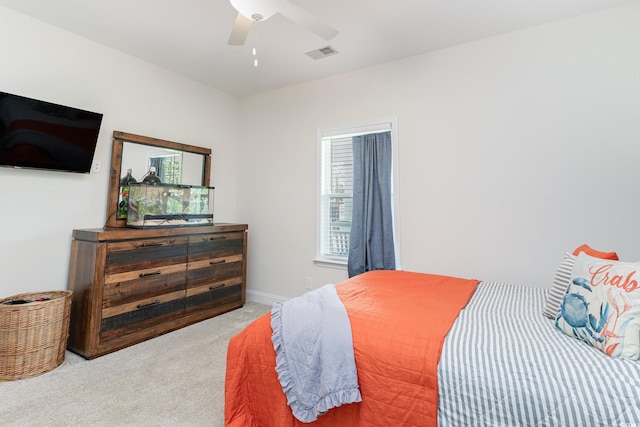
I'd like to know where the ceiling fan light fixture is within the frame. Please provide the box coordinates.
[227,0,338,46]
[229,0,285,21]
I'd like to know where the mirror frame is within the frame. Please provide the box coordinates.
[105,130,212,228]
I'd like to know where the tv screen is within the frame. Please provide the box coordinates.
[0,91,103,174]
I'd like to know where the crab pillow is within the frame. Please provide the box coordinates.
[555,253,640,360]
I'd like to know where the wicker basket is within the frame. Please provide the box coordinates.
[0,290,72,381]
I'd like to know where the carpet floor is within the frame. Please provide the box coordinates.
[0,302,271,426]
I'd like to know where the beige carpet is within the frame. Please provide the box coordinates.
[0,302,271,426]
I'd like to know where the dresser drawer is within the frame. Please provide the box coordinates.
[105,237,189,275]
[187,254,243,288]
[185,279,243,313]
[187,232,244,261]
[103,263,187,308]
[100,289,185,342]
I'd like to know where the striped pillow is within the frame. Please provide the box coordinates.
[542,253,576,319]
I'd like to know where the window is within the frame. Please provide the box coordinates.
[149,152,182,184]
[316,119,400,267]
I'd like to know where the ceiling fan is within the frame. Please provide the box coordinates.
[227,0,339,46]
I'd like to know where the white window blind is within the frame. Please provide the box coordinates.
[320,135,353,259]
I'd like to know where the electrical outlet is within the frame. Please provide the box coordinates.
[305,277,313,290]
[92,160,102,173]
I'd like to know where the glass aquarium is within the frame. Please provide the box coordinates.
[125,183,214,228]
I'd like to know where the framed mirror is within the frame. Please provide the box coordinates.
[105,131,212,228]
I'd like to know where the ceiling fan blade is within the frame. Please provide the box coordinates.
[228,12,253,45]
[279,3,338,41]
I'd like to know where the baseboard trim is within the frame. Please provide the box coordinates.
[246,289,289,306]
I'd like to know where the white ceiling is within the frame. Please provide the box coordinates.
[0,0,637,97]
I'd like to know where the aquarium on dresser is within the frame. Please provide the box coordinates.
[125,183,215,228]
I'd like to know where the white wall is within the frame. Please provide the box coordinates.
[237,3,640,300]
[0,7,240,297]
[2,4,639,303]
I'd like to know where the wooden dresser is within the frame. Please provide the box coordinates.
[67,223,247,359]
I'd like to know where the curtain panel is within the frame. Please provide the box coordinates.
[347,131,396,277]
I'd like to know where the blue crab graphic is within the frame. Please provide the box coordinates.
[556,278,609,344]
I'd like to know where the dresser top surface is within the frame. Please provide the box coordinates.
[73,223,248,242]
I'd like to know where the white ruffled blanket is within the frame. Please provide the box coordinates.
[270,283,362,423]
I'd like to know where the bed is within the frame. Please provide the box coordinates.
[224,268,640,426]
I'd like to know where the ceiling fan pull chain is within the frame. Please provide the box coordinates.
[252,20,260,67]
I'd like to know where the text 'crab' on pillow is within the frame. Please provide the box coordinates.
[555,253,640,360]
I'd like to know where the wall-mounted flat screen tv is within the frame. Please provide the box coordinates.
[0,91,103,174]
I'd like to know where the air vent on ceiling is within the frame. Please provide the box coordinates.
[305,46,338,60]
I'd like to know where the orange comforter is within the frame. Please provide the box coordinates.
[225,270,478,426]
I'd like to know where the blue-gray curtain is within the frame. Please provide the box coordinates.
[347,131,396,277]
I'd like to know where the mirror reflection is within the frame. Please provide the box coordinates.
[121,141,205,185]
[116,141,206,220]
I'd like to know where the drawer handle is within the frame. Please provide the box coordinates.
[209,284,225,291]
[137,299,160,309]
[139,270,162,277]
[209,260,226,265]
[209,236,227,241]
[140,242,165,247]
